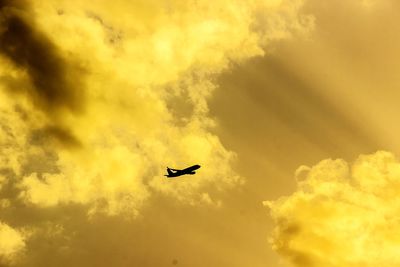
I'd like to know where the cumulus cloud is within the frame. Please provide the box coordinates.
[0,4,312,264]
[265,151,400,267]
[0,222,25,264]
[0,0,311,218]
[0,0,313,264]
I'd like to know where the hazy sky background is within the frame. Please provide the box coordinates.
[1,0,400,266]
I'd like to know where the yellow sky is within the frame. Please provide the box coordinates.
[0,0,399,266]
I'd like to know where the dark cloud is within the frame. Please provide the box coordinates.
[0,0,85,146]
[0,0,26,9]
[0,1,85,113]
[30,126,82,148]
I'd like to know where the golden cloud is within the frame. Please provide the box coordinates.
[0,0,316,265]
[0,0,311,218]
[0,222,25,264]
[266,151,400,267]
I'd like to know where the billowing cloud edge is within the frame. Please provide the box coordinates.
[265,151,400,267]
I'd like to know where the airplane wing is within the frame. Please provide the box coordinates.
[168,168,181,172]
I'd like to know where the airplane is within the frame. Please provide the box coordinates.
[165,165,201,178]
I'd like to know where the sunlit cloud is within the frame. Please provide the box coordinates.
[266,151,400,267]
[0,0,313,264]
[0,222,25,264]
[0,0,311,217]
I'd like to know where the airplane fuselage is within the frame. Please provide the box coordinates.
[165,165,201,178]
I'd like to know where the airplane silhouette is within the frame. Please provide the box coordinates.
[165,165,201,178]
